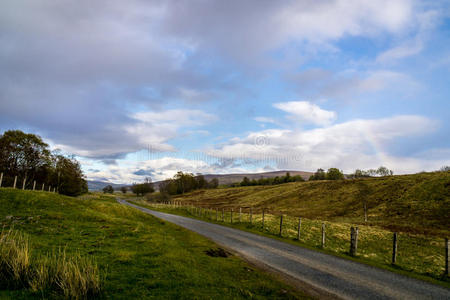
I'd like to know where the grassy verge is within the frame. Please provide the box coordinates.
[0,188,307,299]
[128,199,450,289]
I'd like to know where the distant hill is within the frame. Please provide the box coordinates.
[87,180,125,191]
[152,170,314,189]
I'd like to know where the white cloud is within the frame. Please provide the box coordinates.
[273,101,337,126]
[206,115,443,174]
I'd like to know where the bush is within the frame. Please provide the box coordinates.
[102,185,114,194]
[145,192,171,203]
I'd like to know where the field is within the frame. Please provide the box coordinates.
[0,188,305,299]
[129,200,450,288]
[171,171,450,236]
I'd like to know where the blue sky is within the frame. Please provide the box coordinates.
[1,0,449,183]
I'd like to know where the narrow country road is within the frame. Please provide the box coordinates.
[118,198,450,300]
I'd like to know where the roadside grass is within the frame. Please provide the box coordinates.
[129,199,450,289]
[0,188,306,299]
[170,171,450,236]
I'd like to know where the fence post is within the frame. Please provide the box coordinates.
[0,172,3,187]
[445,238,448,277]
[13,176,17,188]
[392,232,398,264]
[42,183,45,191]
[250,207,253,224]
[297,217,301,240]
[48,185,51,192]
[22,176,26,190]
[33,181,36,191]
[231,208,233,224]
[350,226,358,256]
[239,207,242,222]
[321,223,326,248]
[279,215,283,236]
[262,209,265,229]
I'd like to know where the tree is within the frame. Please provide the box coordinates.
[376,166,393,176]
[326,168,344,180]
[309,168,326,180]
[52,154,88,196]
[440,166,450,172]
[131,177,154,196]
[103,185,114,194]
[120,186,127,194]
[195,174,208,189]
[240,177,250,186]
[208,178,219,189]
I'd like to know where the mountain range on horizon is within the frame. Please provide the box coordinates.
[87,170,314,191]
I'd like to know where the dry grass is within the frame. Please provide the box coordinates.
[0,229,101,299]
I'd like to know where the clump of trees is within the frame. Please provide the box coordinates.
[0,130,87,196]
[120,186,128,194]
[159,172,219,195]
[309,168,344,181]
[239,172,304,187]
[131,178,154,196]
[349,166,394,178]
[102,185,114,194]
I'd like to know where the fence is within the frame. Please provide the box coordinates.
[139,200,449,280]
[0,172,57,193]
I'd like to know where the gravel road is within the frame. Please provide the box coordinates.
[118,199,450,300]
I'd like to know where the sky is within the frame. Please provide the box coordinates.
[1,0,449,183]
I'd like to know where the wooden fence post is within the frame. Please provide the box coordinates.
[279,215,283,236]
[250,207,253,224]
[33,181,36,191]
[0,172,3,187]
[297,217,301,240]
[321,223,326,248]
[22,176,27,190]
[262,209,265,229]
[48,185,51,192]
[42,183,45,191]
[231,209,233,224]
[239,207,242,222]
[13,176,17,188]
[392,232,398,264]
[350,226,358,256]
[445,238,448,277]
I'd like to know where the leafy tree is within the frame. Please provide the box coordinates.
[309,168,326,180]
[120,186,128,194]
[52,154,88,196]
[131,177,154,196]
[440,166,450,172]
[103,185,114,194]
[326,168,344,180]
[195,174,208,189]
[376,166,393,176]
[208,178,219,189]
[240,177,250,186]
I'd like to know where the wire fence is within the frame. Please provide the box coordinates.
[0,172,57,193]
[139,200,449,280]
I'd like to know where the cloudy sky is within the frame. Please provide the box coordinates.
[1,0,449,183]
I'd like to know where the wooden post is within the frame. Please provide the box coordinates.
[321,223,326,248]
[350,227,358,256]
[262,209,265,229]
[231,208,233,224]
[13,176,17,188]
[239,207,242,222]
[250,207,253,224]
[392,232,398,264]
[0,172,3,187]
[297,217,301,240]
[279,215,283,236]
[33,181,36,191]
[445,238,448,276]
[22,176,26,189]
[42,183,45,191]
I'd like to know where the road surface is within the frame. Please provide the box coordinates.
[118,198,450,300]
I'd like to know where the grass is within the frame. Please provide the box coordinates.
[170,171,450,236]
[129,199,450,289]
[0,188,307,299]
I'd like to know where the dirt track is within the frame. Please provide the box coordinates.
[119,198,450,300]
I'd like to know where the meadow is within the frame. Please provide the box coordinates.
[0,188,306,299]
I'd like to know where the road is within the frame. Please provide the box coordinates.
[118,199,450,300]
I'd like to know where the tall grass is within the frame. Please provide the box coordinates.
[0,229,102,298]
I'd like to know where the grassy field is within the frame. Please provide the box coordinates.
[0,188,307,299]
[128,171,450,288]
[171,171,450,236]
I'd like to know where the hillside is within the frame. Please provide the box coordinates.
[173,171,450,236]
[87,180,125,191]
[0,188,302,299]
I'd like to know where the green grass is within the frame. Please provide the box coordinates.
[129,200,450,289]
[0,188,307,299]
[171,171,450,236]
